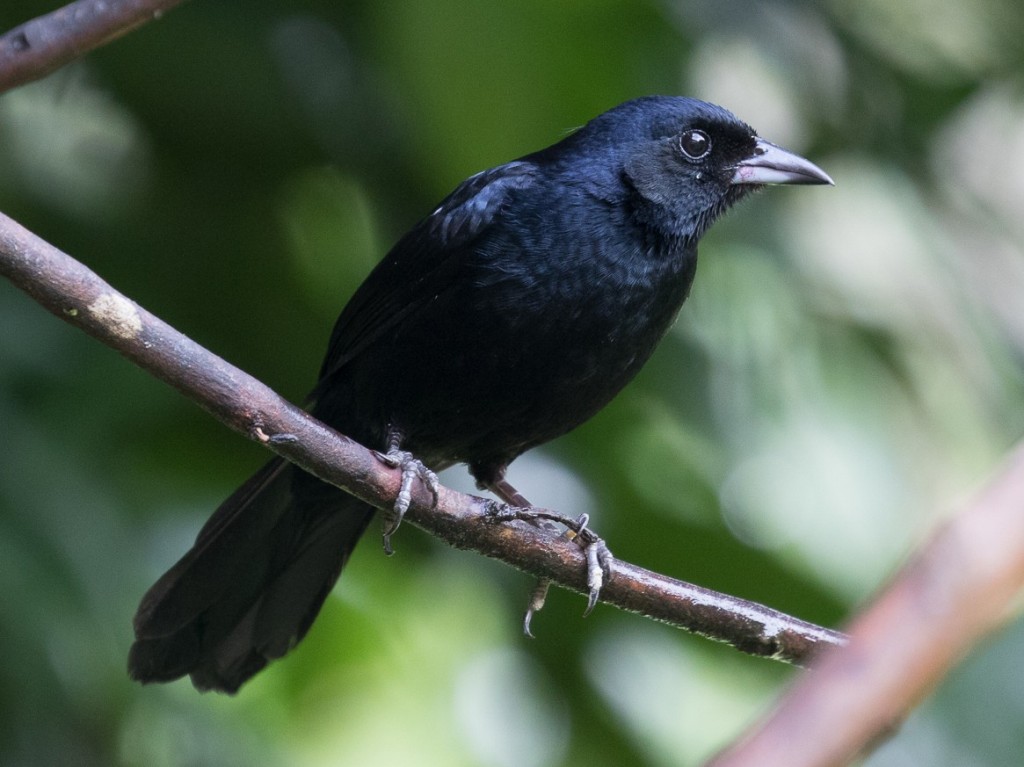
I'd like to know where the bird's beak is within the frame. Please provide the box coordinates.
[731,138,834,186]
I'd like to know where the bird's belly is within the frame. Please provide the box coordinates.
[317,259,693,470]
[387,307,668,466]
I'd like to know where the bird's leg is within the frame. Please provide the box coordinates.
[477,466,614,632]
[375,426,440,555]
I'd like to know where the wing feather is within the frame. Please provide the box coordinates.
[313,161,537,390]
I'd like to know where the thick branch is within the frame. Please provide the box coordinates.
[709,444,1024,766]
[0,0,192,93]
[0,210,844,666]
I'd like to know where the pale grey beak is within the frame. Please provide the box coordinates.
[731,138,834,186]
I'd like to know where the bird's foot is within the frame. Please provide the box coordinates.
[375,448,440,555]
[568,514,614,616]
[487,504,614,629]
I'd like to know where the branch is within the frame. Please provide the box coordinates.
[0,0,192,94]
[708,443,1024,766]
[0,210,845,666]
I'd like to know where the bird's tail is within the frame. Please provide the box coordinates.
[128,457,373,693]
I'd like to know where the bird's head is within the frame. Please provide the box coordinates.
[565,96,833,242]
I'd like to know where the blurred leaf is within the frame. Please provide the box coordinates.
[278,166,379,317]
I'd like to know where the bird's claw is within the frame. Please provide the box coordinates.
[567,514,613,616]
[522,578,551,638]
[580,531,613,616]
[487,504,613,627]
[376,448,440,555]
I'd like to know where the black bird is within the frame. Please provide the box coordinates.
[128,96,832,693]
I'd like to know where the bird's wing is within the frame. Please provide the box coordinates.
[313,160,537,388]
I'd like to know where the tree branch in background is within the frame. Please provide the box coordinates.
[0,209,845,667]
[709,444,1024,767]
[0,0,193,94]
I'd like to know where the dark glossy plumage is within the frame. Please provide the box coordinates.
[128,96,831,693]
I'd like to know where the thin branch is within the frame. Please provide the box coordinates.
[0,0,192,94]
[708,443,1024,767]
[0,210,844,667]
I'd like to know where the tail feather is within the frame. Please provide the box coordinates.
[132,459,291,637]
[128,458,373,693]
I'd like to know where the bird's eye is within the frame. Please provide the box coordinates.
[679,129,711,160]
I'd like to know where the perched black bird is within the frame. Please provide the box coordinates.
[128,96,832,693]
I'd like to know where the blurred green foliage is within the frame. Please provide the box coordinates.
[2,1,1024,764]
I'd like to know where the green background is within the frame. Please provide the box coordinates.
[2,1,1023,764]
